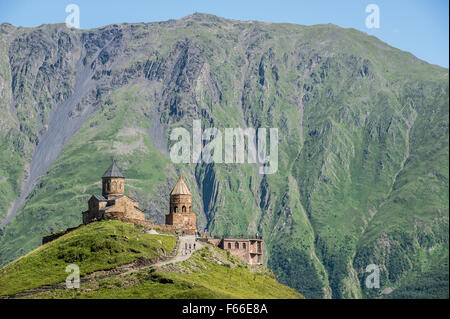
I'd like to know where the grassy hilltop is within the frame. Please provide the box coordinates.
[0,220,303,299]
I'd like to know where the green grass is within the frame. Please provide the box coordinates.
[0,220,176,296]
[20,245,303,299]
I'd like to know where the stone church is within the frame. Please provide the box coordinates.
[82,161,197,235]
[82,161,146,224]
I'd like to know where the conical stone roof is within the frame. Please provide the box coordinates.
[102,161,124,178]
[170,176,191,195]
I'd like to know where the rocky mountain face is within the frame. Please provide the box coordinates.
[0,13,448,298]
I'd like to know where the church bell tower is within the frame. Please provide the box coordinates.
[166,176,196,234]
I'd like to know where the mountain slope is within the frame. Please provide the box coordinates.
[0,220,303,299]
[0,13,448,298]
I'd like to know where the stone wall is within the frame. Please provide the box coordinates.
[106,196,145,220]
[201,237,221,246]
[42,225,81,245]
[169,211,197,234]
[82,209,103,224]
[104,215,196,234]
[217,238,263,265]
[221,239,250,262]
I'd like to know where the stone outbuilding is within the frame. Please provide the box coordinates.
[199,233,264,265]
[219,237,263,265]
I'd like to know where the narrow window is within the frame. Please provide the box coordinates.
[182,206,186,213]
[174,206,178,213]
[228,243,231,249]
[235,242,239,249]
[243,243,246,249]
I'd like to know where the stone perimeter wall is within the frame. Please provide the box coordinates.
[104,213,196,234]
[42,216,196,245]
[42,225,81,244]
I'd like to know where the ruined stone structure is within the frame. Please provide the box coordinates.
[82,161,146,224]
[201,236,264,265]
[165,176,197,235]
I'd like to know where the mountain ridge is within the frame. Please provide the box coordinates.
[0,13,448,299]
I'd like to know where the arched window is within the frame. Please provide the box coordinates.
[182,206,186,213]
[189,206,191,212]
[174,206,178,213]
[235,242,239,249]
[228,243,231,249]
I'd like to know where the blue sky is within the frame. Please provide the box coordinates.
[0,0,448,67]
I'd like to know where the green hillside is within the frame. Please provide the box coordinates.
[0,13,448,298]
[0,220,303,299]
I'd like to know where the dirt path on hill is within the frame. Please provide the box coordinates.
[2,235,203,299]
[153,235,202,267]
